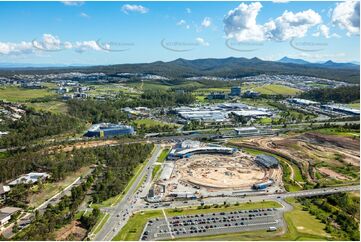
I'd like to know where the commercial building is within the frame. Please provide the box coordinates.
[243,90,260,98]
[0,184,10,203]
[174,146,236,158]
[232,110,272,118]
[288,98,319,106]
[207,92,228,100]
[230,86,241,96]
[234,127,259,135]
[255,155,279,168]
[9,172,50,186]
[159,162,175,180]
[253,179,274,190]
[0,207,22,227]
[321,104,360,116]
[178,110,227,122]
[84,123,135,138]
[177,140,201,149]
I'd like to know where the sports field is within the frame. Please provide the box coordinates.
[254,84,301,96]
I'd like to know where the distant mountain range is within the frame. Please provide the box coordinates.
[0,63,90,68]
[0,56,359,83]
[278,56,359,70]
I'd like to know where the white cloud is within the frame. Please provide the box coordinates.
[272,0,289,3]
[224,2,323,42]
[201,17,212,28]
[73,41,102,53]
[196,37,209,46]
[61,1,84,6]
[0,34,106,55]
[177,19,186,26]
[80,12,90,18]
[332,1,360,36]
[186,8,191,14]
[121,4,149,14]
[177,19,190,29]
[313,24,332,38]
[0,41,34,55]
[266,9,322,41]
[33,34,63,50]
[223,2,266,42]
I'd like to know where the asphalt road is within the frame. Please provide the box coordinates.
[93,144,162,241]
[135,185,360,212]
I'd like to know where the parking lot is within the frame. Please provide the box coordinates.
[141,208,283,240]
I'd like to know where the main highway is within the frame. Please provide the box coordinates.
[93,144,163,241]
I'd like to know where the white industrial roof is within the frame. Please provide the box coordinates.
[235,127,258,131]
[176,146,234,156]
[159,162,174,180]
[232,110,271,117]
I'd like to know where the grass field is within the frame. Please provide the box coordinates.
[133,119,178,128]
[157,148,170,163]
[254,84,301,96]
[282,198,329,240]
[112,201,281,241]
[28,166,92,208]
[0,86,56,102]
[152,165,161,179]
[313,128,360,138]
[347,101,360,109]
[25,101,68,114]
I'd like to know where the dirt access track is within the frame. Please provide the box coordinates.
[233,132,359,182]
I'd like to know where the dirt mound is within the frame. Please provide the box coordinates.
[298,133,359,151]
[55,220,87,241]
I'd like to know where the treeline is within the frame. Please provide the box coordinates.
[139,90,195,107]
[13,174,95,241]
[0,110,84,148]
[67,99,128,123]
[134,123,177,134]
[0,143,153,187]
[299,193,360,241]
[67,90,195,123]
[0,147,97,184]
[299,85,360,103]
[92,143,153,203]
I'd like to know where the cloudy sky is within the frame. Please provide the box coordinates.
[0,1,359,65]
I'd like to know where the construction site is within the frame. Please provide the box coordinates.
[149,141,283,201]
[232,132,360,185]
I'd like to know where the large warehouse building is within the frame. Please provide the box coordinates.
[85,123,135,138]
[255,154,279,168]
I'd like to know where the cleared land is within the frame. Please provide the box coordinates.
[174,152,281,190]
[28,166,92,208]
[232,132,360,185]
[133,119,178,128]
[253,84,301,96]
[25,101,68,114]
[0,86,55,102]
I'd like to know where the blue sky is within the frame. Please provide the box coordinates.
[0,1,359,65]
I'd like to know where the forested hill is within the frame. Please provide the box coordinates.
[0,57,359,83]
